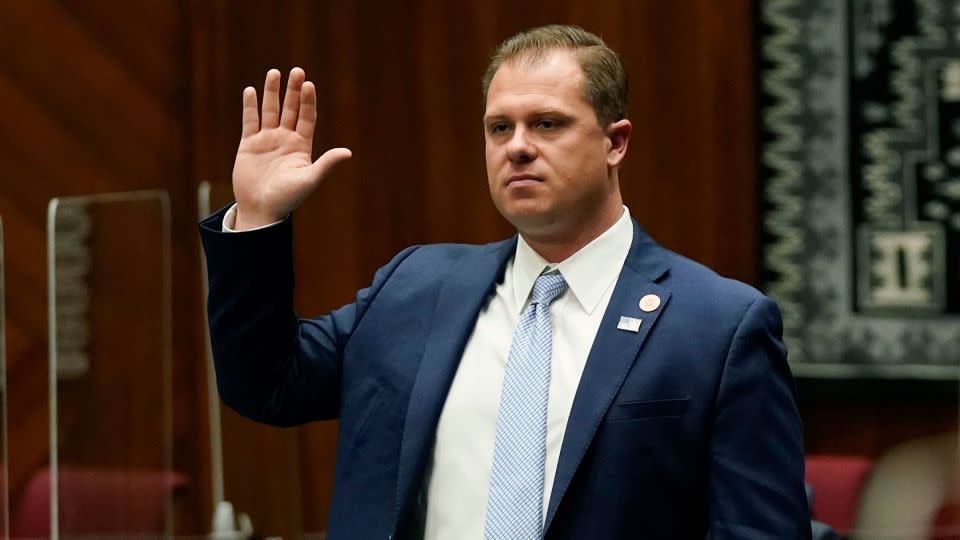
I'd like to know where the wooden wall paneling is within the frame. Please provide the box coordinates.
[614,1,759,285]
[288,2,363,533]
[190,2,310,536]
[413,0,515,246]
[0,0,209,534]
[802,401,959,458]
[217,406,304,539]
[189,0,239,534]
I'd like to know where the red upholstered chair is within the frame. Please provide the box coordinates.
[11,466,187,538]
[929,498,960,540]
[805,455,874,534]
[853,432,958,539]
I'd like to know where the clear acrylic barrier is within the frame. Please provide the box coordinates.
[199,182,304,539]
[0,216,10,539]
[47,191,174,539]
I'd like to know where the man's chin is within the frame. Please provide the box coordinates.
[500,206,559,234]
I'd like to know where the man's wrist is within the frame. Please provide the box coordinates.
[222,204,284,232]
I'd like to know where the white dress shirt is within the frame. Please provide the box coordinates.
[221,204,278,232]
[424,207,633,539]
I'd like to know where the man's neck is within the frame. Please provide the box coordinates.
[520,203,625,263]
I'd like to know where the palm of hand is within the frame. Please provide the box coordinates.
[234,130,313,215]
[231,68,351,230]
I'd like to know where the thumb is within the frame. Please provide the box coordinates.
[307,147,353,183]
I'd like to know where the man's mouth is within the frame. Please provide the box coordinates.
[507,174,543,187]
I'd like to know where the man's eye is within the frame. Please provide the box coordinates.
[537,119,557,129]
[490,123,509,134]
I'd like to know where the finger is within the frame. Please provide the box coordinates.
[305,147,352,183]
[280,67,305,130]
[296,81,318,139]
[261,69,282,128]
[241,87,259,138]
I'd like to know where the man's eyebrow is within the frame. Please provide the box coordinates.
[483,109,571,122]
[532,109,572,118]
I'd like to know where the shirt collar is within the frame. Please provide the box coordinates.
[511,206,633,314]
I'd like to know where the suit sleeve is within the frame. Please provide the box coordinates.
[708,296,812,539]
[199,205,418,427]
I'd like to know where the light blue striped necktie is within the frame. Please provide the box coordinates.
[485,271,568,540]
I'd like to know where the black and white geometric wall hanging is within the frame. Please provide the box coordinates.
[759,0,960,379]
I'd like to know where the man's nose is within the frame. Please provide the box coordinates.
[506,127,536,164]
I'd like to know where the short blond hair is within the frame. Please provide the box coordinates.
[482,24,629,126]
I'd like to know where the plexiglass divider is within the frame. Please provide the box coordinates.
[0,215,10,539]
[47,191,174,539]
[198,181,304,539]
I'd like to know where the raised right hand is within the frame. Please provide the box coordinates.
[232,68,352,230]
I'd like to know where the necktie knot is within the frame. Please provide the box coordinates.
[531,272,567,306]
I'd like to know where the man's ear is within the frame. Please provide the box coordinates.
[606,119,631,168]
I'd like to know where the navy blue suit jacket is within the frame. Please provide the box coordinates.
[200,206,810,539]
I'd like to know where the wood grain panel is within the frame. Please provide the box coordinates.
[0,0,209,534]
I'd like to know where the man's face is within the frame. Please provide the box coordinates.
[484,50,623,239]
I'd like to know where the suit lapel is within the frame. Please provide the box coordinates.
[544,221,672,531]
[394,237,517,519]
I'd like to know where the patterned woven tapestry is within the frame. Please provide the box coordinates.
[759,0,960,379]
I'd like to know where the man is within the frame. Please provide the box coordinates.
[200,25,810,539]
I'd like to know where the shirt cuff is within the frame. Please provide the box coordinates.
[222,204,284,232]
